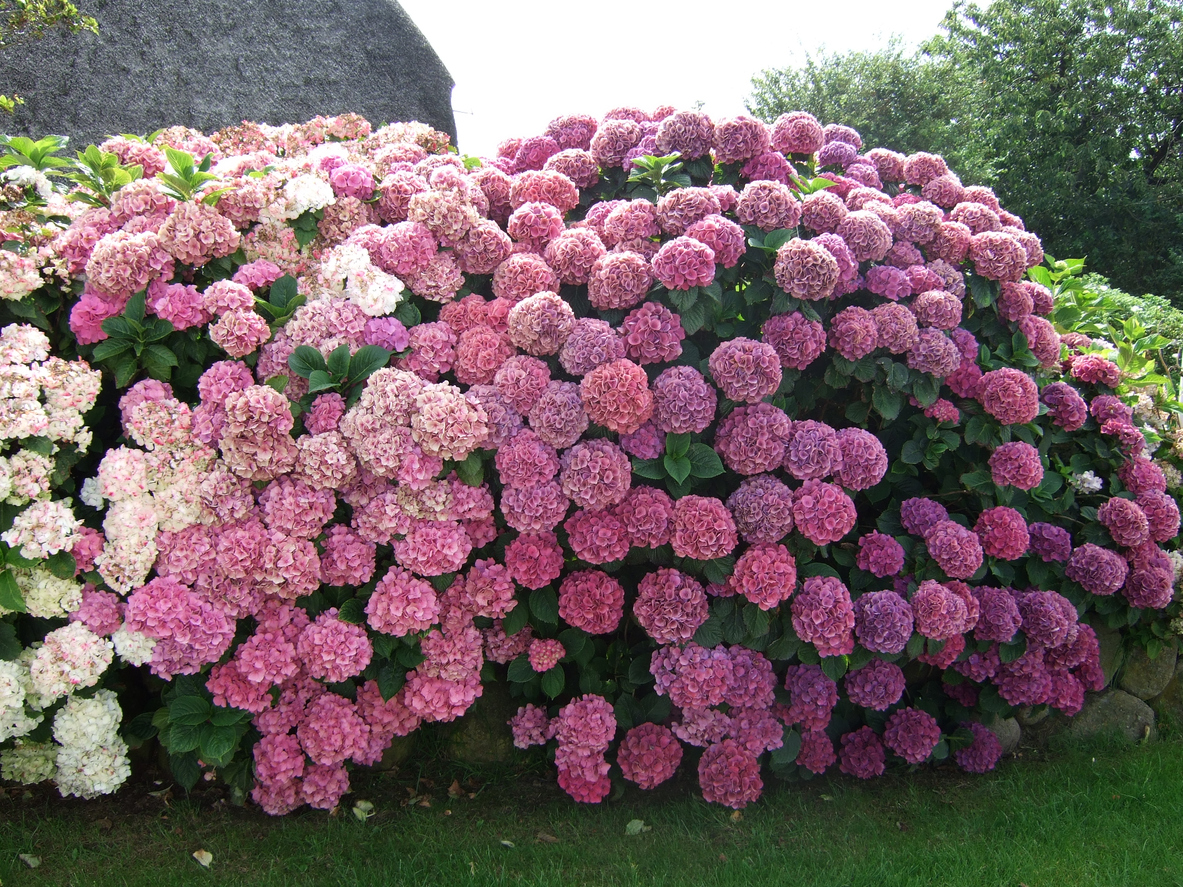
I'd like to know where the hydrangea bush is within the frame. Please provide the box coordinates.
[0,107,1180,812]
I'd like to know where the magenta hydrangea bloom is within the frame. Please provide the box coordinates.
[856,531,905,577]
[1028,522,1072,563]
[1097,496,1151,547]
[558,570,625,635]
[727,474,796,544]
[771,111,824,154]
[774,238,839,301]
[296,609,373,683]
[698,739,763,809]
[840,727,886,779]
[651,366,717,435]
[1118,457,1167,495]
[559,317,624,376]
[510,704,553,749]
[791,480,857,545]
[911,580,969,640]
[835,427,888,490]
[671,495,738,560]
[792,576,856,657]
[883,707,941,764]
[900,497,949,536]
[836,209,893,262]
[634,568,709,644]
[989,442,1044,490]
[529,380,589,449]
[651,235,716,290]
[619,301,685,364]
[844,659,906,711]
[580,358,654,434]
[783,664,839,731]
[504,531,564,590]
[655,109,715,158]
[564,507,630,564]
[955,722,1004,773]
[924,520,985,580]
[828,307,879,361]
[763,312,827,370]
[685,214,745,268]
[1040,381,1088,431]
[559,439,632,512]
[715,402,792,476]
[507,291,575,356]
[972,588,1022,644]
[651,642,734,709]
[1137,490,1181,542]
[618,723,683,789]
[727,543,797,610]
[974,506,1030,560]
[783,419,841,481]
[734,180,802,232]
[853,590,914,654]
[708,337,782,404]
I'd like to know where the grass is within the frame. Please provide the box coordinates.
[2,736,1182,887]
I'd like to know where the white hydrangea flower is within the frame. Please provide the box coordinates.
[1168,550,1183,584]
[1159,461,1182,490]
[112,624,156,667]
[0,705,42,742]
[0,659,26,710]
[1,498,81,559]
[283,174,335,217]
[347,266,405,317]
[55,738,130,799]
[1070,471,1103,494]
[4,165,54,199]
[79,476,104,509]
[13,565,82,619]
[29,622,113,700]
[53,689,122,749]
[0,740,57,785]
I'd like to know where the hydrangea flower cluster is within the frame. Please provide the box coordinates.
[1,105,1178,812]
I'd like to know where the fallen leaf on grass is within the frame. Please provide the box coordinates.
[469,861,477,875]
[536,833,559,844]
[19,854,40,869]
[192,850,213,868]
[448,780,463,799]
[352,800,375,822]
[729,811,743,823]
[625,819,651,836]
[95,818,113,831]
[500,840,515,849]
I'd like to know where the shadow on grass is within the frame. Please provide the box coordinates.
[2,735,1181,887]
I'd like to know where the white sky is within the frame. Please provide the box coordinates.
[396,0,956,157]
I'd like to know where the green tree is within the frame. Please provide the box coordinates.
[747,0,1183,303]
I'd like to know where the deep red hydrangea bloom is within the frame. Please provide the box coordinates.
[791,480,857,545]
[883,707,941,764]
[792,576,856,657]
[797,729,836,775]
[840,726,886,778]
[558,570,625,634]
[844,659,906,711]
[727,543,797,610]
[974,506,1030,560]
[504,531,564,590]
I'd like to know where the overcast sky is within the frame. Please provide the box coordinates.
[396,0,957,157]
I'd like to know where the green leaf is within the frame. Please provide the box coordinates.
[507,655,534,683]
[455,451,484,487]
[668,288,699,312]
[632,458,666,480]
[209,707,246,728]
[765,631,800,661]
[501,600,529,636]
[170,752,202,791]
[288,345,326,379]
[999,635,1027,664]
[770,728,802,766]
[169,696,213,727]
[679,301,708,335]
[347,345,391,385]
[123,291,146,325]
[45,551,76,580]
[394,301,421,329]
[686,443,724,479]
[90,339,131,362]
[144,343,178,368]
[168,722,203,754]
[377,663,405,700]
[693,616,724,647]
[820,655,848,681]
[201,724,238,763]
[900,439,926,464]
[0,621,19,660]
[743,604,771,637]
[702,556,735,586]
[530,587,559,625]
[123,711,159,744]
[664,454,692,485]
[665,433,691,459]
[872,387,902,422]
[628,654,655,686]
[541,666,565,698]
[269,275,299,310]
[0,569,25,613]
[763,229,796,252]
[337,597,366,624]
[307,369,337,393]
[326,344,352,378]
[911,374,939,408]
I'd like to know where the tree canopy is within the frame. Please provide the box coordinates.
[747,0,1183,302]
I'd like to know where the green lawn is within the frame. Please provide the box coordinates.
[2,737,1181,887]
